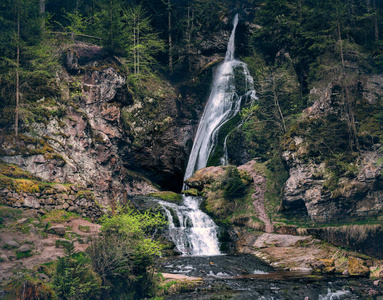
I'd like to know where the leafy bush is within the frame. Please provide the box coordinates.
[53,245,102,300]
[87,208,166,299]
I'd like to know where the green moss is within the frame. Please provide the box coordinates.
[149,191,183,204]
[207,115,241,167]
[0,162,39,180]
[181,188,199,196]
[76,190,95,201]
[42,210,80,223]
[2,243,19,250]
[16,250,33,259]
[78,225,90,233]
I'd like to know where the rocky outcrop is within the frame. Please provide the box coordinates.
[0,41,220,204]
[306,225,383,259]
[0,183,102,221]
[282,149,383,216]
[282,76,383,217]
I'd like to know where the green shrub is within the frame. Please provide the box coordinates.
[53,252,102,300]
[16,250,33,259]
[87,208,166,299]
[221,165,247,199]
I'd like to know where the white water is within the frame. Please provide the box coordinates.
[318,289,351,300]
[183,13,257,182]
[162,14,257,256]
[159,195,221,256]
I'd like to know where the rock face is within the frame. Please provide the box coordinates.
[0,184,103,221]
[282,78,383,217]
[306,225,383,259]
[0,41,220,204]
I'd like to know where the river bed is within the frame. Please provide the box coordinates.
[157,254,383,300]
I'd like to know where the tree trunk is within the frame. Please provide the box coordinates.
[137,14,140,78]
[187,6,191,71]
[168,0,173,73]
[272,76,286,134]
[110,0,113,49]
[39,0,45,32]
[373,0,379,41]
[15,0,20,137]
[133,16,136,75]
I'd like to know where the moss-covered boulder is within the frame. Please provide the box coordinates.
[181,188,199,196]
[370,266,383,279]
[348,257,370,277]
[149,191,183,204]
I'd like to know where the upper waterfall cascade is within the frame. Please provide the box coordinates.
[183,13,257,184]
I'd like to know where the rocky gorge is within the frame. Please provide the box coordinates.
[1,2,383,298]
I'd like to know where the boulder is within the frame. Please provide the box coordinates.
[3,240,20,249]
[348,257,370,277]
[370,266,383,279]
[185,166,226,190]
[53,184,68,193]
[18,244,33,253]
[48,225,66,237]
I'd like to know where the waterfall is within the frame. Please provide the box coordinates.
[159,195,221,256]
[183,13,257,183]
[161,14,257,256]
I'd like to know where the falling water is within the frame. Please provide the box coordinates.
[162,14,257,256]
[159,196,221,256]
[183,13,257,182]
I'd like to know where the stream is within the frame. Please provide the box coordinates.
[157,254,383,299]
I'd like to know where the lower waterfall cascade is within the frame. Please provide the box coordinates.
[159,196,221,256]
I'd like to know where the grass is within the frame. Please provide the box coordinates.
[42,210,80,223]
[2,243,19,250]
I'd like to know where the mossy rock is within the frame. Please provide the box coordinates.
[182,188,199,197]
[149,191,183,204]
[348,257,370,277]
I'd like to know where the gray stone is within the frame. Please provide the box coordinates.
[23,196,40,209]
[17,218,29,225]
[63,203,69,209]
[0,254,9,262]
[67,206,76,212]
[58,194,68,200]
[53,184,67,193]
[18,244,33,253]
[49,225,66,237]
[4,240,19,249]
